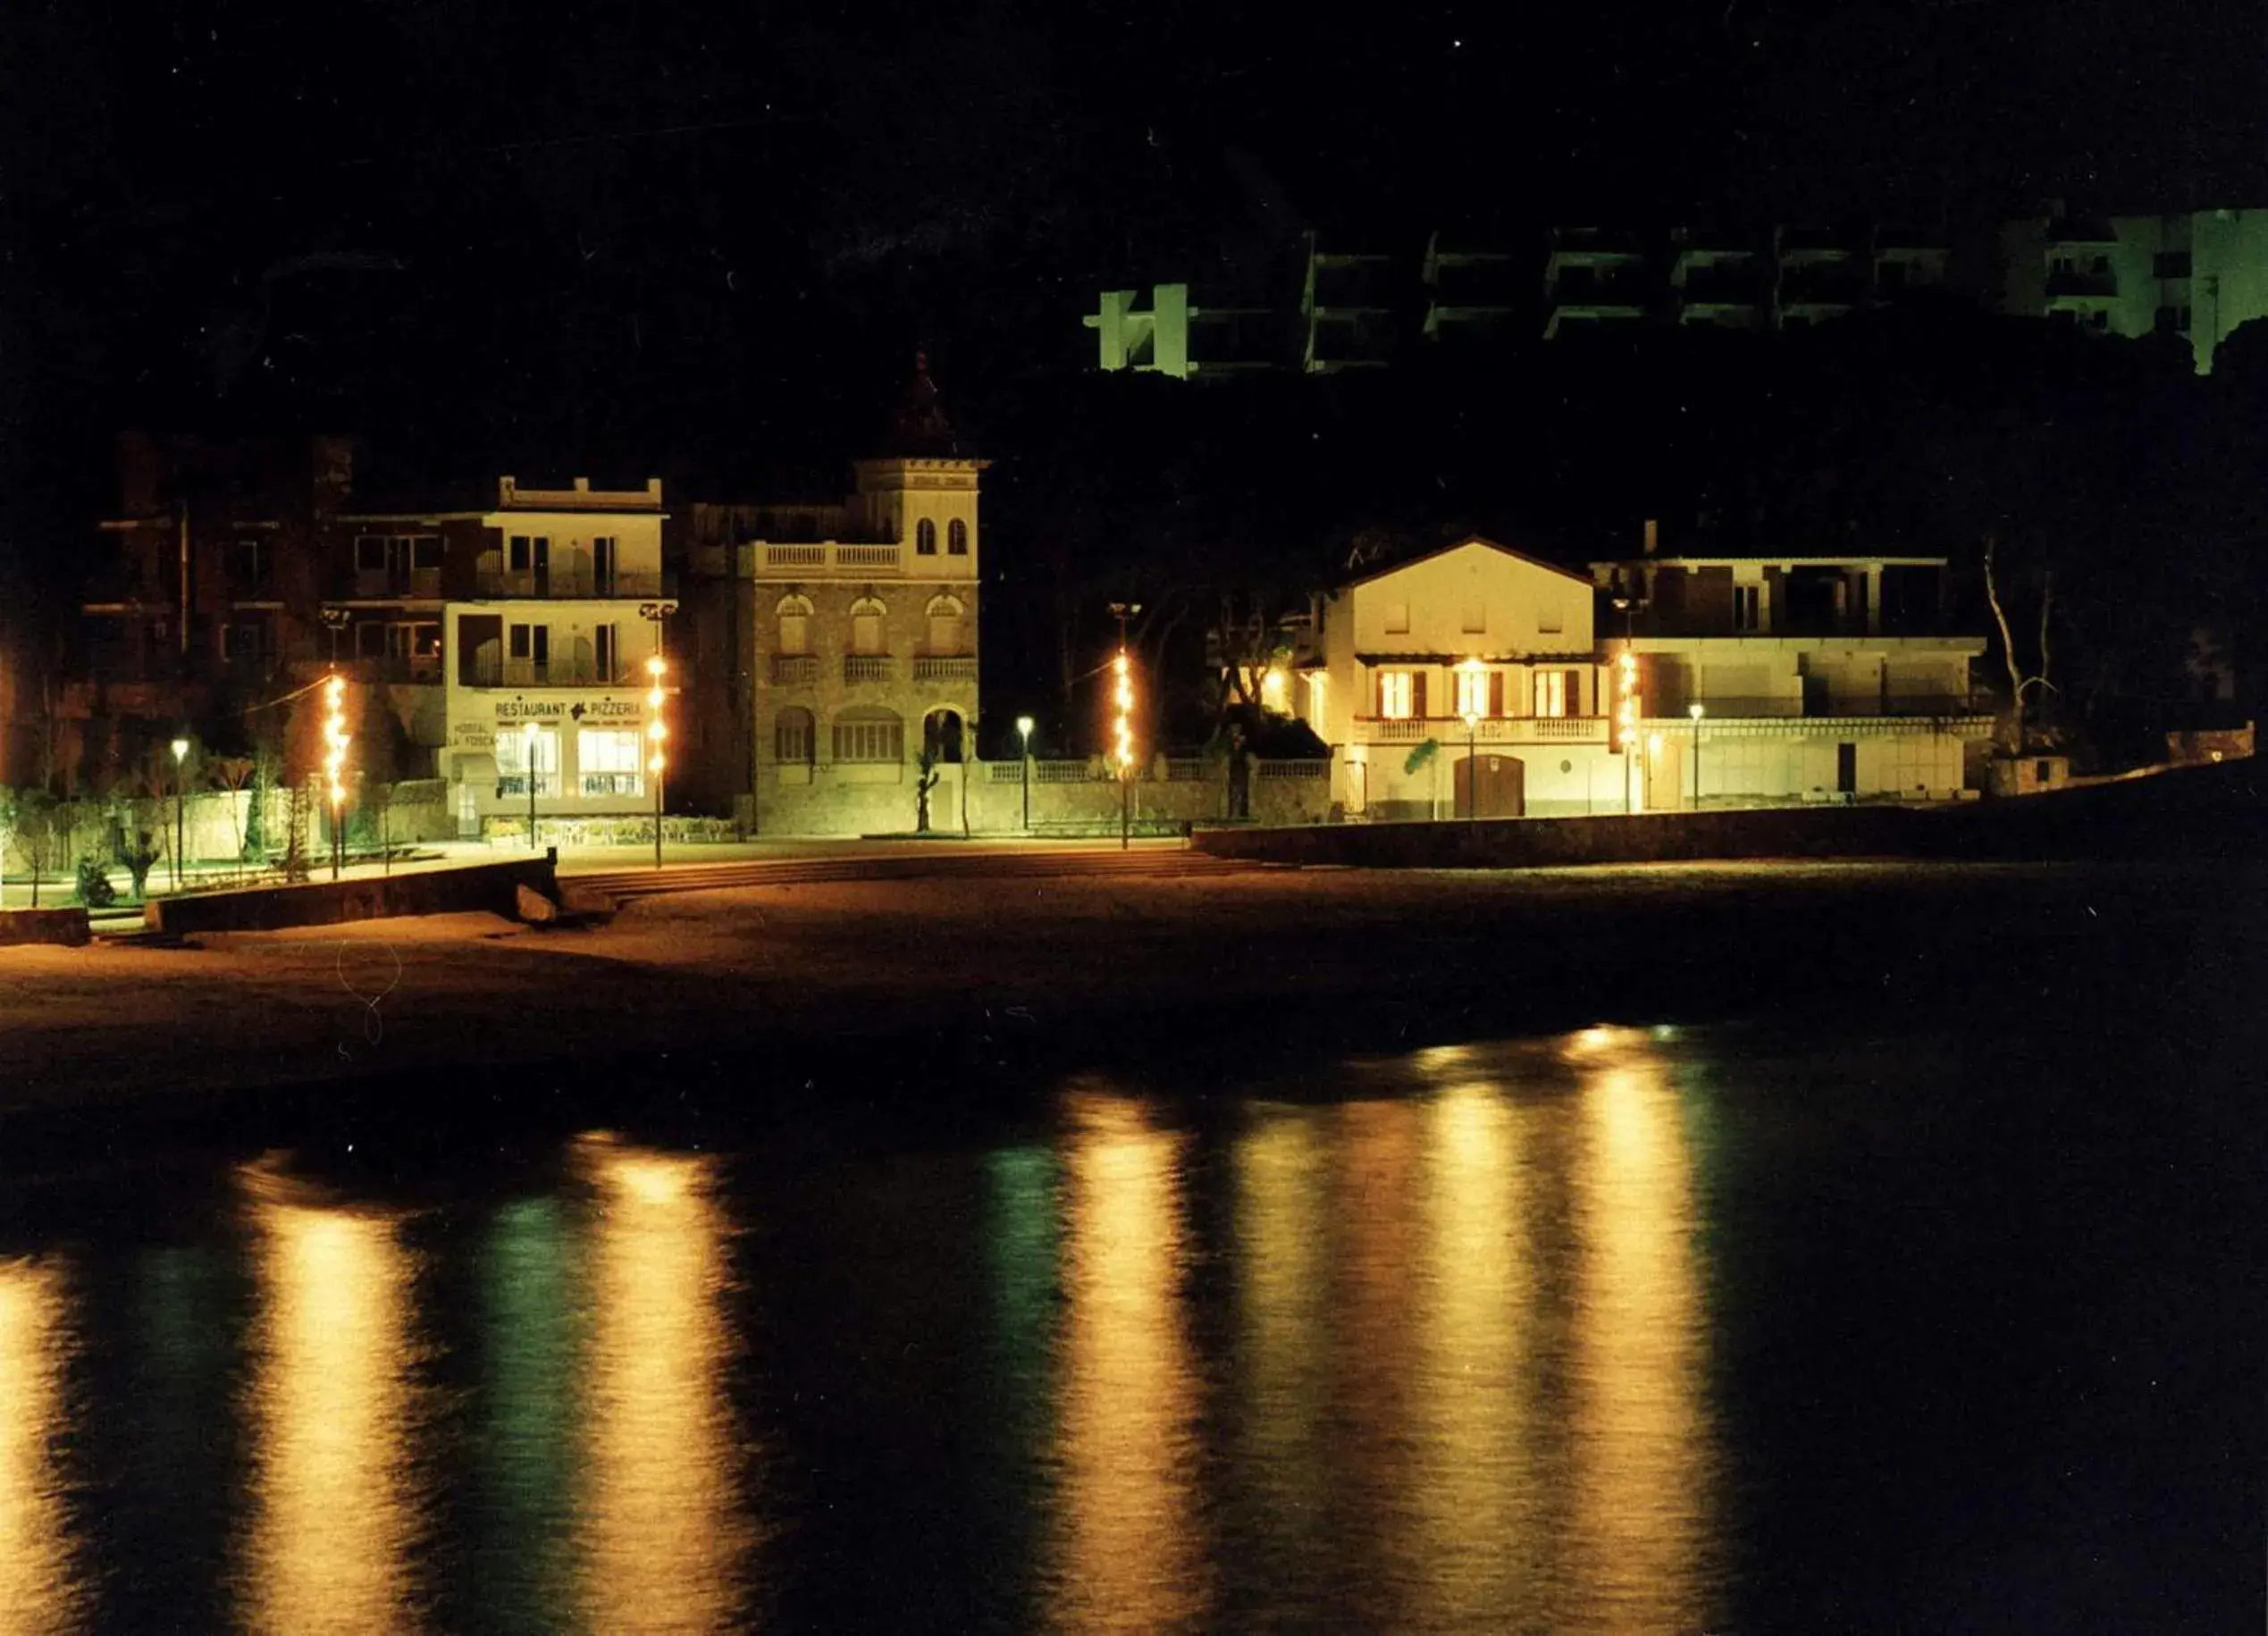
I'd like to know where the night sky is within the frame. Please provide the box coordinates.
[4,0,2264,548]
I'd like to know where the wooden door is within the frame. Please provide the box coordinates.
[1453,753,1525,818]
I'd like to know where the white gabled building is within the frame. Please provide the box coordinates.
[439,477,673,836]
[1295,537,1622,819]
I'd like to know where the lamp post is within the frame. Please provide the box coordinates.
[523,718,540,850]
[646,654,668,870]
[322,674,350,880]
[1687,701,1705,811]
[169,736,189,891]
[1016,715,1034,833]
[638,601,677,868]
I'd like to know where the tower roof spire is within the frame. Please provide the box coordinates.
[884,349,959,457]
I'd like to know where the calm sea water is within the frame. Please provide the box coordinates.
[0,1018,2255,1632]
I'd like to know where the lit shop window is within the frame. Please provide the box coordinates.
[579,728,644,797]
[498,726,559,796]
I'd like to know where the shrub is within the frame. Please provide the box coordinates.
[75,859,117,909]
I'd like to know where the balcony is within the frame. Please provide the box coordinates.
[473,565,668,600]
[352,568,444,600]
[757,542,903,576]
[843,654,895,684]
[912,655,977,684]
[464,657,633,688]
[772,654,819,684]
[1357,716,1609,745]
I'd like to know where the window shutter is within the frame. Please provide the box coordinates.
[1568,668,1583,714]
[1412,672,1428,719]
[1489,671,1504,718]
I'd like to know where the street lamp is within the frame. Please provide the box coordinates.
[523,717,541,850]
[1108,602,1141,851]
[1457,655,1485,831]
[646,653,668,870]
[1616,646,1642,814]
[322,674,350,880]
[1687,701,1705,811]
[169,736,189,891]
[1015,715,1035,833]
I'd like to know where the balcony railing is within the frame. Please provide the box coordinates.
[473,566,668,599]
[759,542,905,575]
[772,654,819,684]
[843,655,895,684]
[465,657,633,688]
[912,655,977,683]
[1358,715,1609,744]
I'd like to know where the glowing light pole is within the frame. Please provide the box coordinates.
[1687,701,1705,812]
[645,654,668,870]
[522,718,540,850]
[1109,602,1140,851]
[169,735,189,891]
[1616,647,1642,813]
[1016,715,1035,833]
[322,674,350,880]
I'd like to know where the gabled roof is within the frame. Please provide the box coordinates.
[1341,534,1592,592]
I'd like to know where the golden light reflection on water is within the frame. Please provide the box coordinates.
[1411,1079,1540,1627]
[236,1169,420,1636]
[1235,1109,1329,1565]
[0,1257,79,1636]
[573,1134,747,1634]
[1055,1092,1206,1633]
[1567,1045,1719,1629]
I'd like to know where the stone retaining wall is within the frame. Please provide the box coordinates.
[1194,760,2267,868]
[147,855,561,935]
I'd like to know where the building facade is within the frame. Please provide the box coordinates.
[1292,538,1618,820]
[1997,206,2268,373]
[1590,550,1991,806]
[436,478,674,835]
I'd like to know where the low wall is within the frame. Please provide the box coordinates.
[753,758,1333,836]
[1194,760,2268,868]
[147,854,560,935]
[0,907,91,947]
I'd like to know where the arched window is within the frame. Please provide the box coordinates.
[775,706,816,767]
[849,596,886,655]
[947,518,969,557]
[776,593,814,655]
[832,706,903,764]
[924,593,967,656]
[916,518,937,556]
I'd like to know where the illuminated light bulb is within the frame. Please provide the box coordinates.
[647,754,664,774]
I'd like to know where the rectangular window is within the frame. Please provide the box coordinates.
[412,536,442,570]
[595,623,617,683]
[1538,600,1564,634]
[1454,667,1490,718]
[1460,605,1486,634]
[356,536,388,572]
[497,726,560,796]
[235,538,266,583]
[1383,602,1411,634]
[852,610,884,654]
[356,621,387,658]
[1379,671,1414,719]
[578,728,644,797]
[832,718,904,762]
[2154,250,2192,280]
[508,624,532,659]
[592,535,617,591]
[532,625,549,669]
[1533,669,1569,717]
[1733,585,1760,632]
[777,712,813,764]
[508,535,531,571]
[386,624,417,659]
[410,623,441,659]
[2155,304,2193,333]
